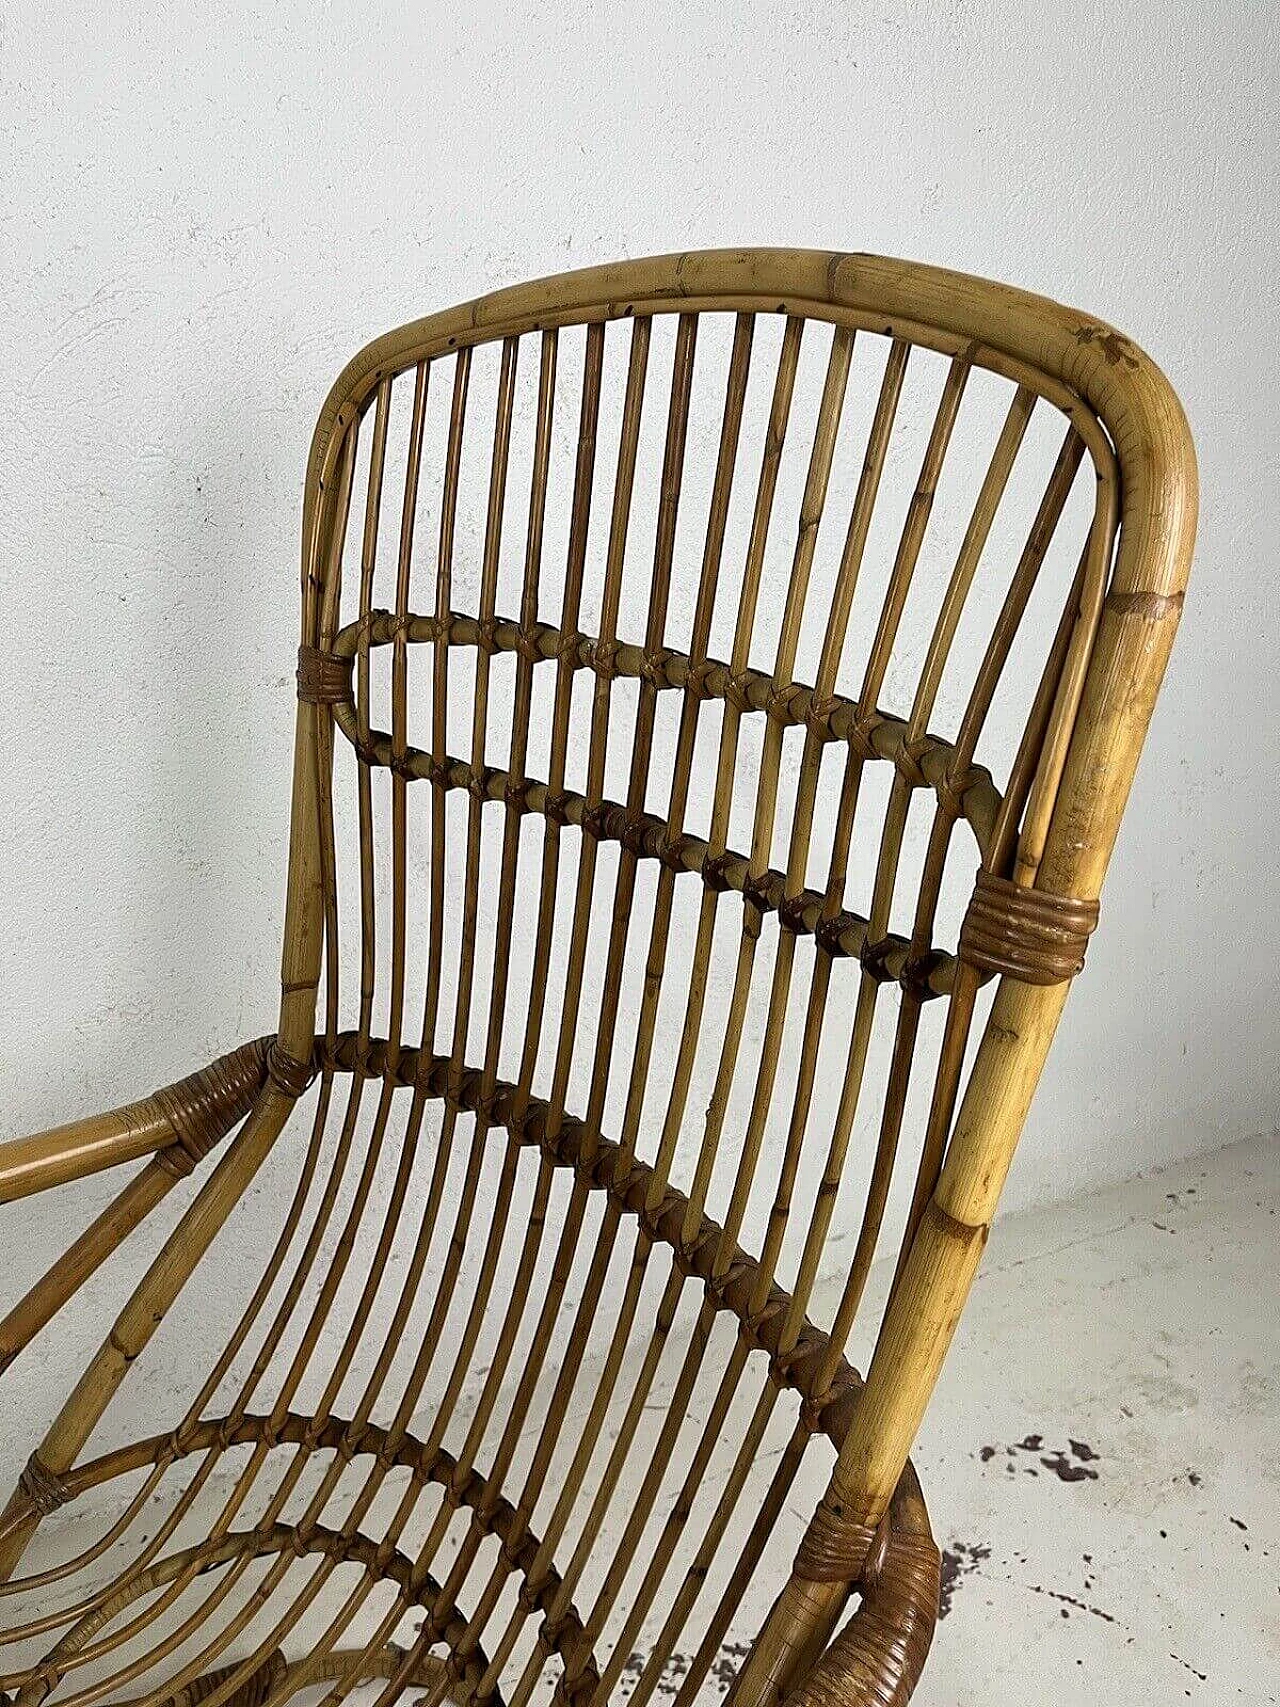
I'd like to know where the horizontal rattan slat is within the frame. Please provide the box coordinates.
[319,1031,863,1426]
[321,742,985,998]
[325,617,1003,845]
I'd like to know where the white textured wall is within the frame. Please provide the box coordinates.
[2,0,1277,1250]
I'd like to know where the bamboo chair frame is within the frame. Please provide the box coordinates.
[0,251,1195,1707]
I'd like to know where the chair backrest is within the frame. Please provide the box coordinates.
[273,251,1194,1704]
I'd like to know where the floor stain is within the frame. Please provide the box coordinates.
[938,1540,992,1618]
[615,1639,752,1699]
[1024,1581,1117,1623]
[1170,1652,1208,1683]
[707,1641,751,1691]
[936,1546,1212,1689]
[977,1434,1101,1482]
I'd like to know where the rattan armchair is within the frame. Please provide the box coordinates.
[0,251,1195,1707]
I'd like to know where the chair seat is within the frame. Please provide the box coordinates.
[1,1416,548,1707]
[0,1408,937,1707]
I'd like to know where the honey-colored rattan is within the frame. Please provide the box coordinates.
[0,251,1195,1707]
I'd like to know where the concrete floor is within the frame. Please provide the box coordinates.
[905,1132,1278,1704]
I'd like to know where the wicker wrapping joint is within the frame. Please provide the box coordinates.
[18,1451,71,1516]
[860,1508,893,1587]
[152,1037,270,1176]
[265,1038,317,1099]
[782,1525,942,1707]
[794,1497,879,1585]
[959,868,1100,985]
[296,644,354,705]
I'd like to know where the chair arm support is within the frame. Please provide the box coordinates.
[0,1038,272,1204]
[782,1469,941,1707]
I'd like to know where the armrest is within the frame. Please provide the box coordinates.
[782,1467,940,1707]
[0,1038,271,1204]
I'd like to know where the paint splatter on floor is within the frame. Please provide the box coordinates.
[615,1639,752,1699]
[977,1434,1101,1481]
[938,1539,992,1618]
[1023,1580,1117,1623]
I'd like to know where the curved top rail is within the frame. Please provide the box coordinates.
[303,249,1196,606]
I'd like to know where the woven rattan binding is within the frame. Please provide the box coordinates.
[151,1038,270,1174]
[959,869,1100,985]
[794,1501,881,1585]
[296,644,353,705]
[264,1038,316,1099]
[17,1452,71,1517]
[176,1651,287,1707]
